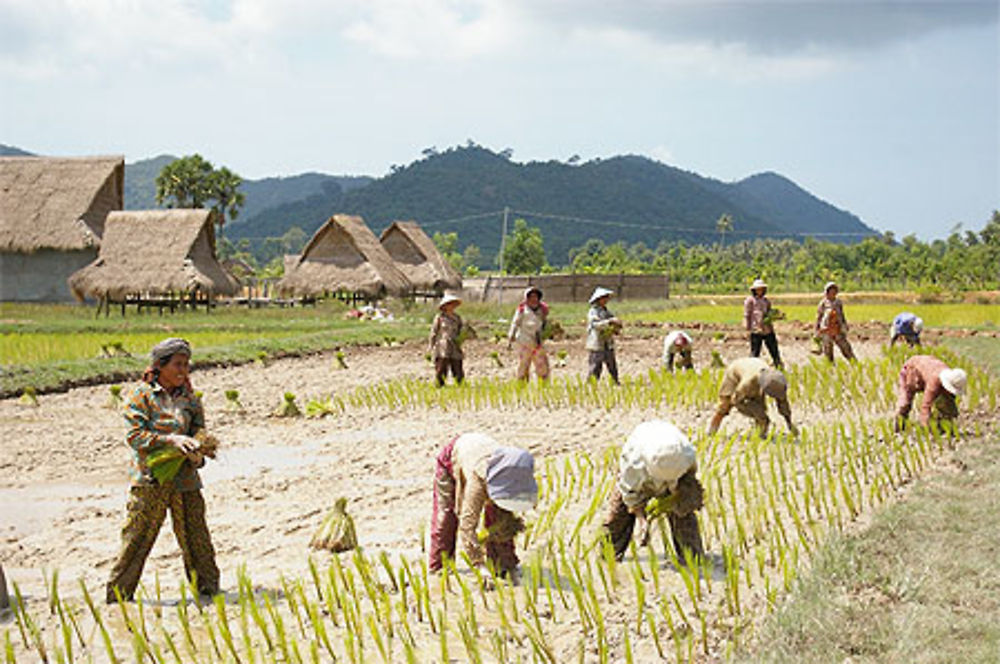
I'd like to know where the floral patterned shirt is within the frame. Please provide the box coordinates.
[429,311,464,360]
[124,382,205,491]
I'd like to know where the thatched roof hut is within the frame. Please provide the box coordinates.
[1,155,124,301]
[0,155,123,252]
[68,210,239,300]
[278,214,412,298]
[379,220,462,294]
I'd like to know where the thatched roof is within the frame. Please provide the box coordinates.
[278,214,412,297]
[68,210,239,299]
[0,156,124,253]
[379,220,462,293]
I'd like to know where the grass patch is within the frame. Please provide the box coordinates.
[942,336,1000,377]
[742,439,1000,663]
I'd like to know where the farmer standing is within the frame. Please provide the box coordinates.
[815,281,856,362]
[106,338,219,603]
[429,293,465,387]
[428,433,538,578]
[602,420,705,562]
[743,278,783,368]
[662,330,694,372]
[586,286,622,384]
[507,287,550,382]
[894,355,967,430]
[708,357,798,437]
[890,312,924,347]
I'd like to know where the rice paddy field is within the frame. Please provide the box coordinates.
[1,296,998,663]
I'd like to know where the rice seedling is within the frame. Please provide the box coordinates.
[105,383,124,408]
[334,350,348,369]
[273,391,301,417]
[225,388,245,413]
[19,386,39,407]
[309,498,357,552]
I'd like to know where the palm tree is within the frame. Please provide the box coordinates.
[716,214,734,248]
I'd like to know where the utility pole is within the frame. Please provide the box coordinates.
[497,206,509,304]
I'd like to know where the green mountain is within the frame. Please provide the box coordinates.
[227,146,875,264]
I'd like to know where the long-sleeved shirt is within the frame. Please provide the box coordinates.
[892,313,919,336]
[895,355,954,426]
[718,357,791,415]
[429,311,464,360]
[450,433,498,566]
[743,295,773,334]
[585,304,618,351]
[508,302,548,347]
[124,382,205,492]
[816,297,848,335]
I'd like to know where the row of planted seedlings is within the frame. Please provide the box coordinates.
[7,350,996,663]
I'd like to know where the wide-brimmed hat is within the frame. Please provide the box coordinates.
[438,293,462,309]
[940,368,967,396]
[749,278,768,292]
[589,287,614,304]
[824,281,838,293]
[620,420,696,491]
[759,368,788,400]
[485,447,538,513]
[524,286,543,300]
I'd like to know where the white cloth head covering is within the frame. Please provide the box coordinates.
[665,330,692,348]
[618,420,697,496]
[824,281,838,293]
[913,317,924,333]
[485,447,538,513]
[438,293,462,309]
[589,287,614,304]
[750,278,768,292]
[524,286,543,300]
[939,368,967,396]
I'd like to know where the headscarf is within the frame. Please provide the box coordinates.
[142,337,193,389]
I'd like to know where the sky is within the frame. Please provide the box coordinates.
[1,0,997,240]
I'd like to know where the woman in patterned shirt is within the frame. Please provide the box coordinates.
[105,338,219,603]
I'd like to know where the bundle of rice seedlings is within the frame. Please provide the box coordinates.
[105,385,124,409]
[555,349,569,368]
[710,351,725,368]
[225,389,245,412]
[541,320,565,341]
[147,431,220,484]
[256,350,270,366]
[310,498,358,553]
[334,351,348,369]
[457,324,477,346]
[19,386,39,407]
[490,351,504,368]
[476,512,526,544]
[762,308,786,325]
[273,392,301,418]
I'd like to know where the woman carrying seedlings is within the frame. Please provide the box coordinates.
[743,278,783,368]
[890,312,924,347]
[708,357,798,438]
[586,286,623,384]
[662,329,694,372]
[429,433,538,578]
[106,338,219,603]
[894,355,966,430]
[815,281,856,362]
[602,420,704,562]
[429,293,465,387]
[507,286,550,382]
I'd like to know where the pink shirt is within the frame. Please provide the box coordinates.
[896,355,951,426]
[743,295,773,334]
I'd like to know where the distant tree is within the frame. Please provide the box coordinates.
[501,219,546,274]
[567,154,581,165]
[716,213,734,247]
[432,231,464,272]
[421,146,439,158]
[499,148,514,160]
[462,244,482,273]
[156,155,245,238]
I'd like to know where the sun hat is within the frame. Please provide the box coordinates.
[485,447,538,513]
[824,281,838,293]
[150,337,191,363]
[524,286,543,300]
[589,287,614,304]
[619,420,696,493]
[758,368,788,400]
[749,278,768,292]
[438,293,462,309]
[939,368,967,396]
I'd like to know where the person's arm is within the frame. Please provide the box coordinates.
[775,395,797,435]
[815,301,824,333]
[507,308,522,346]
[918,383,941,427]
[838,301,849,332]
[428,315,440,353]
[458,474,488,567]
[124,387,170,455]
[708,396,733,434]
[743,297,754,332]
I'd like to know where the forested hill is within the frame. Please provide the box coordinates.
[227,146,876,263]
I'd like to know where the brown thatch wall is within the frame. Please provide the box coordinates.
[379,221,462,293]
[68,210,238,300]
[0,156,124,253]
[279,215,412,298]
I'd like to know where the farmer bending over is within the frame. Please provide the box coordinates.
[894,355,966,431]
[890,312,923,347]
[662,330,694,372]
[429,433,538,578]
[708,357,798,437]
[602,420,704,562]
